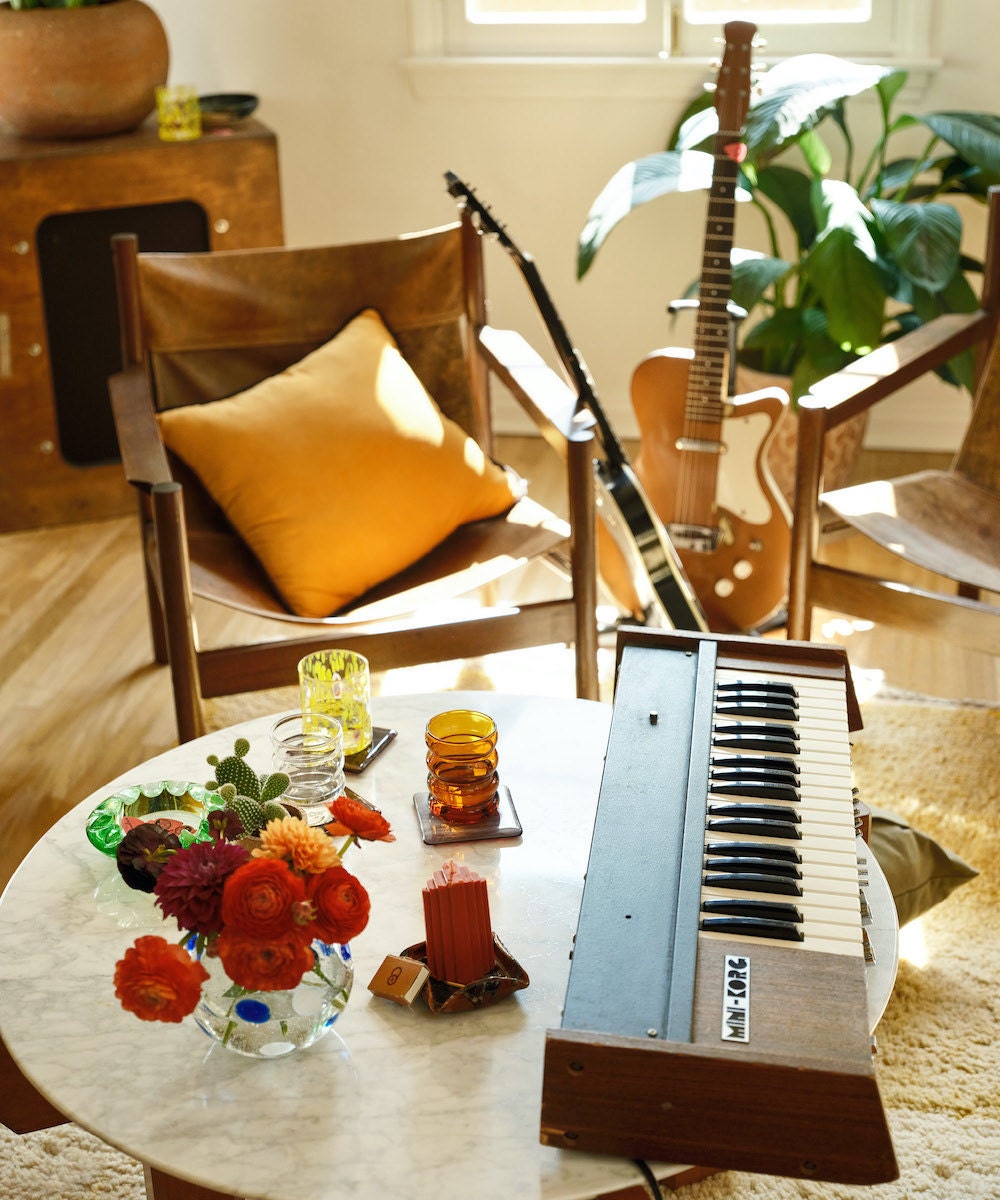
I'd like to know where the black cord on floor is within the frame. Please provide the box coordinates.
[632,1158,666,1200]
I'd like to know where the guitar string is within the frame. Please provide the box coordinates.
[677,137,739,533]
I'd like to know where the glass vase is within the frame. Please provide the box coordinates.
[189,937,354,1058]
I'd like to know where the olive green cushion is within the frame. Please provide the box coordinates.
[869,806,978,927]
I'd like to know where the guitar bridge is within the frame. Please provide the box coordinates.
[669,523,720,552]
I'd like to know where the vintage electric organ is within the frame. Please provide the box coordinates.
[540,628,898,1184]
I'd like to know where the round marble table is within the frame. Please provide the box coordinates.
[0,692,676,1200]
[0,690,896,1200]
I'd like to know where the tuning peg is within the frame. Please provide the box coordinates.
[703,81,717,93]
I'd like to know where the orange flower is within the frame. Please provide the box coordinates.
[114,935,209,1023]
[306,864,371,944]
[254,816,342,873]
[216,926,315,992]
[325,796,394,843]
[221,858,307,939]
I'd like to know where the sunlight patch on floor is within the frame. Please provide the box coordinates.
[898,918,929,969]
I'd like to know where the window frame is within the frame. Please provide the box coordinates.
[402,0,939,100]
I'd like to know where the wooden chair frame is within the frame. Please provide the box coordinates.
[109,212,600,743]
[787,187,1000,652]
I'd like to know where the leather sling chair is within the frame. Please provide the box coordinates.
[108,211,600,743]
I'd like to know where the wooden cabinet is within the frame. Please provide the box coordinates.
[0,117,284,531]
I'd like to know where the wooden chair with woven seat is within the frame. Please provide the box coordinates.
[108,211,600,744]
[787,186,1000,653]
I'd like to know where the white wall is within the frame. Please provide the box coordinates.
[150,0,1000,450]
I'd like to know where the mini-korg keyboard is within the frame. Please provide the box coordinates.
[540,628,898,1184]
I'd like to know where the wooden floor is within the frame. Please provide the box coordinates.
[2,437,997,894]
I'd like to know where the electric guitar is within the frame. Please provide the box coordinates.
[445,171,707,633]
[631,20,791,633]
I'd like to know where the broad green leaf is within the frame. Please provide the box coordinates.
[751,164,817,250]
[917,112,1000,178]
[797,128,832,179]
[668,90,716,151]
[875,70,909,116]
[875,155,925,198]
[674,105,718,152]
[791,341,855,402]
[743,55,894,159]
[577,151,714,277]
[740,306,847,390]
[803,181,885,351]
[730,251,792,313]
[869,198,961,292]
[810,178,877,257]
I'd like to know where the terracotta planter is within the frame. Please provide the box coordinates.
[736,364,869,508]
[0,0,169,139]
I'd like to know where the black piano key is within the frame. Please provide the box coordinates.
[711,754,798,777]
[707,817,802,840]
[703,856,802,879]
[701,897,803,923]
[708,802,800,824]
[715,700,799,721]
[702,871,802,896]
[709,779,801,803]
[700,915,805,942]
[704,841,801,865]
[713,728,799,755]
[717,680,798,700]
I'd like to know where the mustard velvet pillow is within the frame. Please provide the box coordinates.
[157,308,518,618]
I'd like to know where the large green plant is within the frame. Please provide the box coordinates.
[578,54,1000,402]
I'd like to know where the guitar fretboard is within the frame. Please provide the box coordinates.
[687,128,742,433]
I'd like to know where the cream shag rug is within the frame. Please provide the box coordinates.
[4,649,999,1200]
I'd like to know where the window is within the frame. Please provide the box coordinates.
[404,0,938,95]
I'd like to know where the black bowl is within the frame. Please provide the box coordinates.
[198,92,259,128]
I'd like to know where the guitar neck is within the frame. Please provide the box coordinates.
[516,258,628,472]
[687,128,743,431]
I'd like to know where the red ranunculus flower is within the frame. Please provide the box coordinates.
[216,926,315,992]
[325,796,394,843]
[154,838,251,935]
[221,857,307,939]
[114,935,210,1023]
[306,864,371,944]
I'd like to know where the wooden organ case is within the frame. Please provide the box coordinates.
[540,628,898,1184]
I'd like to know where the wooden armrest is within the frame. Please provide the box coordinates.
[108,364,172,488]
[476,325,596,454]
[806,310,994,429]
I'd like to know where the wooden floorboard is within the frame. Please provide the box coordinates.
[1,438,995,893]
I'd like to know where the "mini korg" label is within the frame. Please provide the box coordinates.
[721,955,750,1042]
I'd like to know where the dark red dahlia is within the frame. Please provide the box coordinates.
[153,839,251,935]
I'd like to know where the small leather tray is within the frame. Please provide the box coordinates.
[399,934,529,1014]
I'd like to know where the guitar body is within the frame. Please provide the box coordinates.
[632,346,790,632]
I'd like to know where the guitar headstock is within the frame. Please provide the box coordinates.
[713,20,756,135]
[448,171,518,255]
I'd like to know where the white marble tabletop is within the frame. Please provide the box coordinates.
[0,692,679,1200]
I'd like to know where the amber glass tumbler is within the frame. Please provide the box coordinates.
[425,709,500,825]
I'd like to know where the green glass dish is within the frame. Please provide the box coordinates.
[85,780,226,856]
